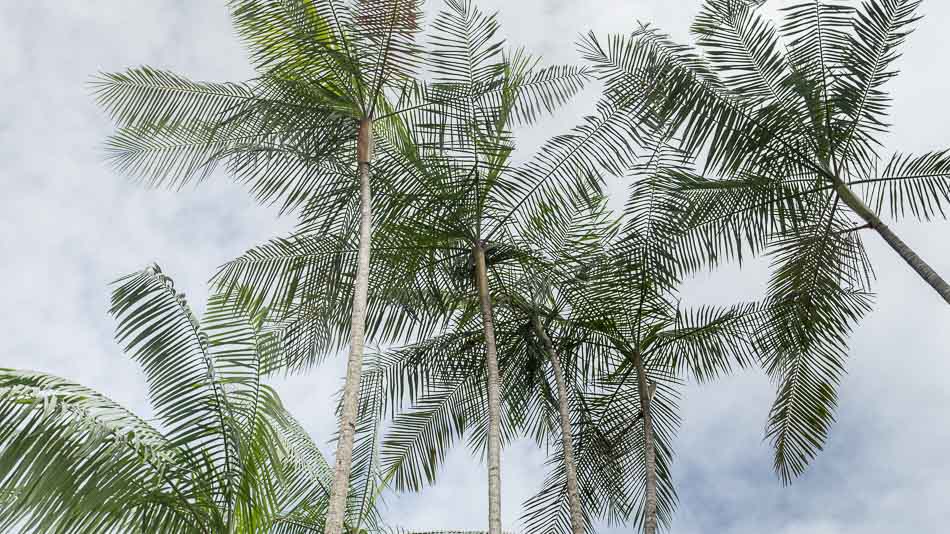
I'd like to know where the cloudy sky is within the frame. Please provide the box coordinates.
[2,1,949,532]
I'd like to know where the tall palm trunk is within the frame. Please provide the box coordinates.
[633,351,657,534]
[834,180,950,305]
[324,117,374,534]
[473,241,503,534]
[531,316,584,534]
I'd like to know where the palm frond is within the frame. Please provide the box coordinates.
[489,100,644,240]
[110,266,239,502]
[428,0,505,88]
[692,0,794,108]
[93,67,254,129]
[229,0,361,110]
[853,149,950,220]
[354,0,424,112]
[0,370,206,533]
[835,0,922,168]
[760,211,875,482]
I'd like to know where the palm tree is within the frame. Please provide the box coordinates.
[580,0,936,481]
[213,2,604,531]
[352,133,771,534]
[354,195,767,534]
[93,3,591,530]
[0,265,390,533]
[93,2,428,531]
[513,143,769,534]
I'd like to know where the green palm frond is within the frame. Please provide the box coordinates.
[110,266,239,496]
[581,0,949,481]
[428,0,505,88]
[854,149,950,220]
[835,0,922,168]
[0,265,408,532]
[492,50,591,127]
[760,215,875,482]
[228,0,360,110]
[0,370,204,534]
[488,100,645,241]
[654,302,763,383]
[354,0,425,111]
[370,330,488,492]
[522,358,681,534]
[692,0,793,108]
[618,132,696,284]
[664,165,827,266]
[93,67,255,129]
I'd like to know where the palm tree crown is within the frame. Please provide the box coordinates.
[581,0,946,482]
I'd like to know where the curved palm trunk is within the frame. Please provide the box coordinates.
[633,352,657,534]
[834,181,950,305]
[531,317,584,534]
[473,241,503,534]
[324,118,374,534]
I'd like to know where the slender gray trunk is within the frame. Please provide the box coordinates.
[834,181,950,305]
[324,117,374,534]
[531,316,584,534]
[633,352,657,534]
[473,241,503,534]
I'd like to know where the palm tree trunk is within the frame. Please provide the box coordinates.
[633,352,657,534]
[473,241,503,534]
[324,117,374,534]
[531,316,584,534]
[834,181,950,305]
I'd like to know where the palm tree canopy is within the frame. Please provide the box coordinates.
[212,0,602,371]
[350,170,773,534]
[0,266,383,534]
[579,0,943,482]
[93,0,433,223]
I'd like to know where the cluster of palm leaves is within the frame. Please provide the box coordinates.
[3,0,948,533]
[0,266,388,533]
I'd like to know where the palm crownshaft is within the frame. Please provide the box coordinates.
[830,174,950,303]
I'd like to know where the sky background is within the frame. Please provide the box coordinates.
[1,1,949,532]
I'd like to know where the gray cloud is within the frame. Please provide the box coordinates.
[1,1,948,533]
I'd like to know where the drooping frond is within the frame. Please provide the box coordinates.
[371,330,488,491]
[261,409,336,533]
[759,210,875,482]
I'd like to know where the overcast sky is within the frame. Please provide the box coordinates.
[2,1,949,533]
